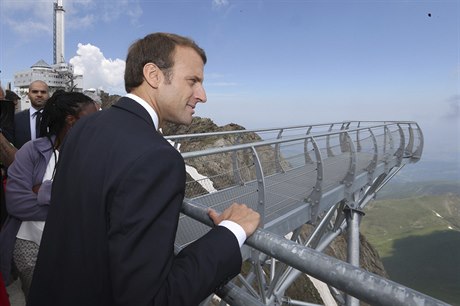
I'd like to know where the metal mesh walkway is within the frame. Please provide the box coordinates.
[173,121,420,247]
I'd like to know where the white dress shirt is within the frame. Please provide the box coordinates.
[29,106,41,140]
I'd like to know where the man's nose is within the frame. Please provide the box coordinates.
[195,85,207,103]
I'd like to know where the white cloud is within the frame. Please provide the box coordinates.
[98,0,142,23]
[69,43,125,94]
[5,19,52,37]
[66,13,96,30]
[2,0,54,39]
[212,0,229,10]
[2,0,141,38]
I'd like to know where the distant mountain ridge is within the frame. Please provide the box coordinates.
[377,180,460,200]
[391,159,460,183]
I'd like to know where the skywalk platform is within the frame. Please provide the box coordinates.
[173,121,421,251]
[165,121,447,306]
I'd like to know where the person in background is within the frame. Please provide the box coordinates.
[0,86,10,306]
[0,86,16,228]
[5,90,21,113]
[13,80,49,149]
[28,32,260,306]
[1,87,16,143]
[0,92,97,302]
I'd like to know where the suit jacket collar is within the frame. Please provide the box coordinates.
[113,96,157,130]
[29,106,41,118]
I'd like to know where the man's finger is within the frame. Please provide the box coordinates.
[207,208,221,225]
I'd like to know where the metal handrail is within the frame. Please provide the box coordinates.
[176,121,430,305]
[181,122,421,223]
[181,122,420,160]
[182,200,448,306]
[166,121,420,142]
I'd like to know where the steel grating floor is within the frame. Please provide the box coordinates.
[174,151,384,248]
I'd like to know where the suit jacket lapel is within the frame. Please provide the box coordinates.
[26,109,31,133]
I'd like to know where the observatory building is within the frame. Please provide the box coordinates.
[13,0,83,109]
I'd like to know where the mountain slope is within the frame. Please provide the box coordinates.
[361,193,460,305]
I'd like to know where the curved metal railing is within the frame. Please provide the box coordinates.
[171,121,441,306]
[174,121,422,232]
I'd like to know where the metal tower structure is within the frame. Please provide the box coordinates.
[167,121,449,306]
[14,0,83,100]
[53,0,65,65]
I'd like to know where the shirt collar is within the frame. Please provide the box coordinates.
[125,93,159,131]
[30,106,41,117]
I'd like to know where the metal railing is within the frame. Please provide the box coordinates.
[174,122,423,234]
[182,200,448,306]
[171,121,440,306]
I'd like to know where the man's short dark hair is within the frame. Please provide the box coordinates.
[124,32,207,93]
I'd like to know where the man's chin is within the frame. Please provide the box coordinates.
[165,117,193,127]
[180,119,193,126]
[33,102,46,107]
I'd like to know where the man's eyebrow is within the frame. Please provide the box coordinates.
[188,76,203,83]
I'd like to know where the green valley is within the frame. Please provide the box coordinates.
[361,190,460,305]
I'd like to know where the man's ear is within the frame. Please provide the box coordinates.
[143,63,162,88]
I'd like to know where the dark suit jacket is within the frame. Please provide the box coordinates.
[28,97,242,306]
[0,99,15,144]
[13,109,31,149]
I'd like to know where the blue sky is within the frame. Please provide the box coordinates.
[0,0,459,166]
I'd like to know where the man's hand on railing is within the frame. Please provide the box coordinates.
[208,203,260,237]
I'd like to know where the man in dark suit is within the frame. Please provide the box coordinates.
[28,33,260,306]
[13,80,49,149]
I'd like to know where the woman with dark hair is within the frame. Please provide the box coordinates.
[0,91,97,301]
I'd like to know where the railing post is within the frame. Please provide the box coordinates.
[275,129,285,173]
[340,122,351,153]
[232,134,244,185]
[412,123,424,160]
[366,128,378,185]
[341,132,357,201]
[251,146,266,227]
[405,124,415,156]
[345,205,365,306]
[304,126,313,164]
[383,125,393,173]
[395,124,406,166]
[327,124,335,157]
[306,137,324,219]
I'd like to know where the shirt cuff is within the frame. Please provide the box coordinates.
[218,220,247,248]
